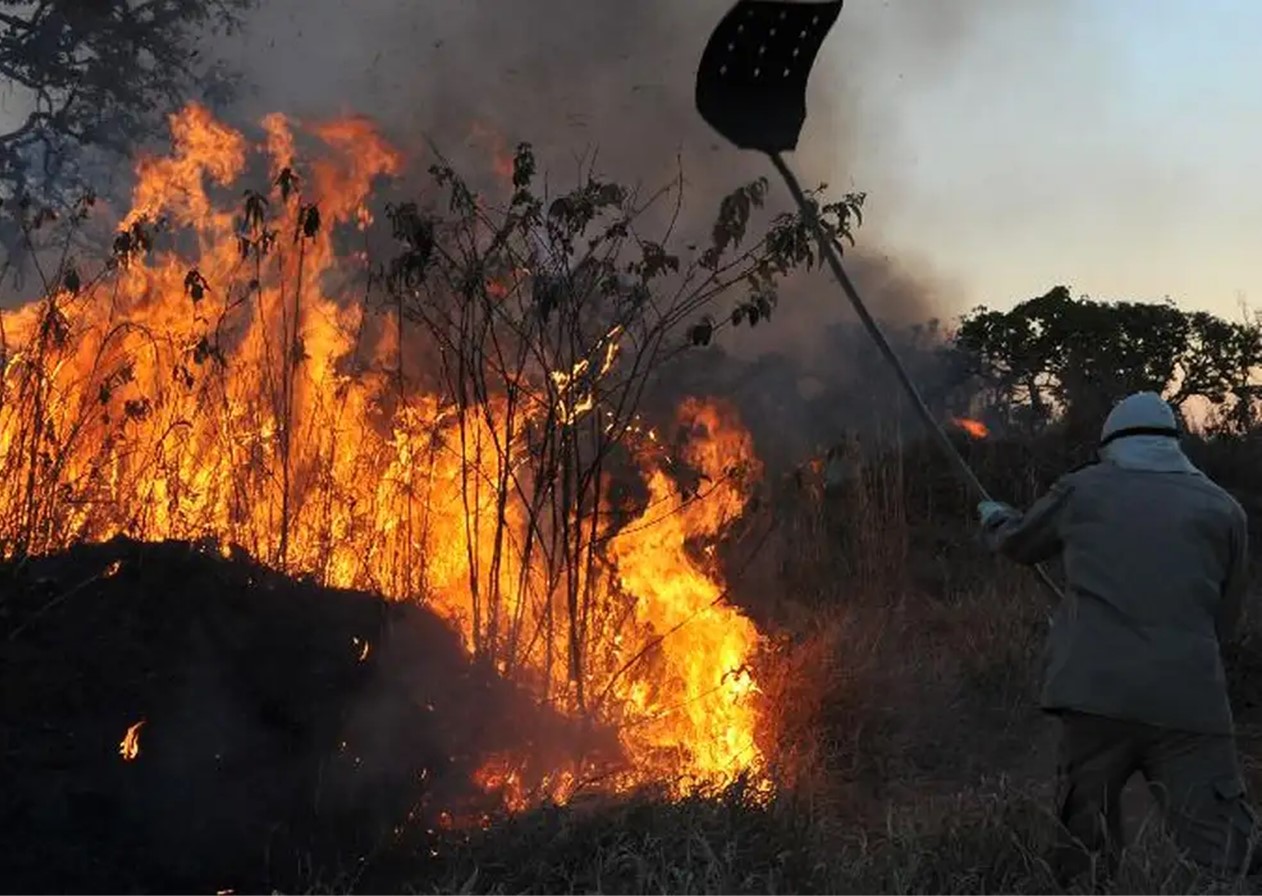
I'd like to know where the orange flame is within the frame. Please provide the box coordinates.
[607,399,765,792]
[469,121,515,185]
[120,720,145,761]
[952,417,989,440]
[473,753,532,814]
[0,104,767,806]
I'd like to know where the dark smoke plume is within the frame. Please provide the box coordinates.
[217,2,1042,309]
[211,1,1060,452]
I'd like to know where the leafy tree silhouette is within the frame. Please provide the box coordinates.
[0,0,252,211]
[954,286,1262,441]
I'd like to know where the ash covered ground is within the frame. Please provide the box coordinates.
[0,537,616,893]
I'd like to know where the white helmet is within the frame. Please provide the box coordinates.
[1099,391,1180,447]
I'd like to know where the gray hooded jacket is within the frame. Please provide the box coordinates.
[983,392,1250,734]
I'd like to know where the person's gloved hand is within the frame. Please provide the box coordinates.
[977,500,1016,527]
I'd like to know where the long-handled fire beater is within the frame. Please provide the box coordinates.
[695,0,1063,600]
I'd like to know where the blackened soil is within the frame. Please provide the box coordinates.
[0,536,613,894]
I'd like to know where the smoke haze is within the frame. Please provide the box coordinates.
[206,1,1068,458]
[214,2,1057,340]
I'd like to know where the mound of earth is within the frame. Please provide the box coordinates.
[0,537,615,894]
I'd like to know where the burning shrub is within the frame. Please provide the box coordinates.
[0,103,864,805]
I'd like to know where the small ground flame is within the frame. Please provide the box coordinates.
[352,636,371,662]
[119,720,145,761]
[952,417,989,440]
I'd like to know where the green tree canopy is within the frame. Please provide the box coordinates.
[953,286,1262,438]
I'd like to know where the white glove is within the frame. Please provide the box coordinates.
[977,500,1016,528]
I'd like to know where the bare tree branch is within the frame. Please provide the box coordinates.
[0,0,253,212]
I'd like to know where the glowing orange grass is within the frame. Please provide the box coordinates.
[120,720,145,761]
[952,417,989,440]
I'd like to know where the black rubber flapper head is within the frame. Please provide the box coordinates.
[695,0,844,153]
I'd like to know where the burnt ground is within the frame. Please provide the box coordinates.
[0,536,614,894]
[6,531,1262,894]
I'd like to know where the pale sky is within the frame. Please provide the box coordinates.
[827,0,1262,320]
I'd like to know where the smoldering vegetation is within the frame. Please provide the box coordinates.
[0,537,619,893]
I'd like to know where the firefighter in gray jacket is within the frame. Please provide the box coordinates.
[979,391,1256,880]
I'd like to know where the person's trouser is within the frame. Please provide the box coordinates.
[1053,710,1259,884]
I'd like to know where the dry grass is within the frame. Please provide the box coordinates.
[410,782,1236,894]
[7,195,1262,891]
[8,430,1260,894]
[395,615,1261,894]
[384,446,1262,895]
